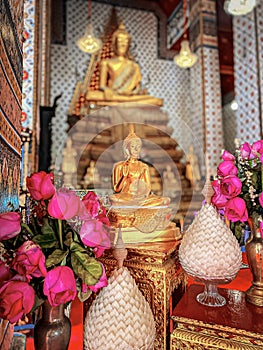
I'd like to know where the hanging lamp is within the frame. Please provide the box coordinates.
[76,0,102,54]
[225,0,256,16]
[174,0,197,69]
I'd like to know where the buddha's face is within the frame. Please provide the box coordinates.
[116,33,129,56]
[127,139,142,159]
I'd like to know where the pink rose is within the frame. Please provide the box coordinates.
[43,266,77,306]
[82,191,101,217]
[221,150,235,161]
[26,171,55,201]
[82,263,108,293]
[48,188,81,220]
[0,261,12,285]
[240,142,254,160]
[211,180,228,208]
[0,280,35,323]
[0,212,21,240]
[80,219,111,258]
[252,140,263,157]
[259,192,263,207]
[220,175,242,199]
[11,241,47,281]
[97,206,110,227]
[217,161,238,177]
[225,197,248,222]
[260,221,263,239]
[80,193,110,226]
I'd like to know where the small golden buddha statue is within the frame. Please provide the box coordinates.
[109,125,170,208]
[107,125,173,235]
[86,23,163,106]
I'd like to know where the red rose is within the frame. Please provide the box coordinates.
[225,197,248,222]
[48,188,81,220]
[211,180,228,208]
[43,266,77,307]
[0,212,21,241]
[0,280,35,323]
[240,142,254,160]
[252,140,263,154]
[82,191,101,217]
[0,261,12,285]
[26,171,55,201]
[217,161,238,177]
[259,192,263,207]
[11,241,47,281]
[220,175,242,199]
[221,150,235,161]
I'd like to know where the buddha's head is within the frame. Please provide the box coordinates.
[112,22,131,57]
[123,124,142,159]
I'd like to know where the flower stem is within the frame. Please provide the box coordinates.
[21,222,35,237]
[58,219,63,250]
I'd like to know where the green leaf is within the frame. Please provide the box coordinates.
[46,249,69,268]
[78,289,92,302]
[71,248,102,285]
[32,221,58,249]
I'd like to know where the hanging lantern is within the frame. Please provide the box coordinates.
[173,0,197,69]
[76,0,102,54]
[226,0,256,16]
[174,39,198,69]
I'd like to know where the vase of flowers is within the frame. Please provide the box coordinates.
[212,140,263,306]
[34,298,71,350]
[0,171,112,346]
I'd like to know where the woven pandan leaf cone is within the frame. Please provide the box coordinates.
[179,176,242,306]
[84,226,156,350]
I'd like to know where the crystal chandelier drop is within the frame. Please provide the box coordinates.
[174,0,197,69]
[76,0,102,54]
[225,0,256,16]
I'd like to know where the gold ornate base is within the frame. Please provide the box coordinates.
[246,284,263,306]
[107,206,172,233]
[113,222,181,245]
[171,285,263,350]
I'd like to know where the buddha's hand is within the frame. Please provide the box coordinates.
[122,163,129,177]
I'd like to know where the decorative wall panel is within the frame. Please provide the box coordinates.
[233,6,262,143]
[189,0,223,177]
[222,104,237,154]
[22,0,36,130]
[0,0,23,212]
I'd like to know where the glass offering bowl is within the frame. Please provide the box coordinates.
[189,273,238,307]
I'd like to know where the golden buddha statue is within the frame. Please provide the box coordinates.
[108,125,173,234]
[86,23,163,106]
[110,125,170,207]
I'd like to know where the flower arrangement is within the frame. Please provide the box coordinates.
[0,171,111,324]
[211,139,263,240]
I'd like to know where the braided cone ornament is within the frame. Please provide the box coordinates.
[84,267,155,350]
[179,204,242,279]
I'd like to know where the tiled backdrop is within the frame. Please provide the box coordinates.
[49,1,193,170]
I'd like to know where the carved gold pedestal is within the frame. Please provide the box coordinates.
[85,239,186,350]
[171,284,263,350]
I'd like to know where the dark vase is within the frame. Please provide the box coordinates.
[34,300,71,350]
[245,221,263,307]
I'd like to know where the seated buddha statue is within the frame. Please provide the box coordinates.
[86,23,163,106]
[109,125,170,208]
